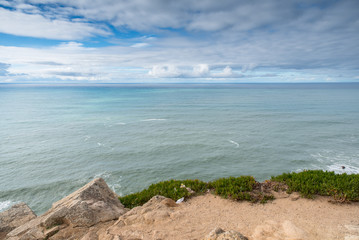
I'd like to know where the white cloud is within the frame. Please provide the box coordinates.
[0,8,110,40]
[193,64,210,77]
[0,1,359,82]
[212,66,233,77]
[148,65,181,78]
[131,43,150,48]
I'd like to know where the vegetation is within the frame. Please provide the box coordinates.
[271,170,359,201]
[119,170,359,208]
[119,179,208,208]
[209,176,256,201]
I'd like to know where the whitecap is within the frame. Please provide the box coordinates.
[115,122,126,125]
[94,171,112,179]
[140,119,167,122]
[311,150,359,174]
[327,163,359,174]
[228,140,239,148]
[0,200,13,212]
[97,142,103,146]
[110,183,122,194]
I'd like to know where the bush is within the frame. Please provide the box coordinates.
[118,179,208,209]
[209,176,256,201]
[271,170,359,201]
[119,176,257,208]
[119,170,359,208]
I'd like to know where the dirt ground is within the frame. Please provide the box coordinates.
[106,192,359,240]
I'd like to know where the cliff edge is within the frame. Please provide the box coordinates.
[1,178,359,240]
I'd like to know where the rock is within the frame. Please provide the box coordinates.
[290,192,301,201]
[206,227,225,238]
[252,220,307,240]
[282,220,307,239]
[42,178,126,228]
[17,227,44,240]
[0,203,36,238]
[345,236,359,240]
[104,196,177,240]
[344,225,359,240]
[6,178,126,240]
[204,227,248,240]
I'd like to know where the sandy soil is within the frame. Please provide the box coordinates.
[106,192,359,240]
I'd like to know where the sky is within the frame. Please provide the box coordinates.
[0,0,358,83]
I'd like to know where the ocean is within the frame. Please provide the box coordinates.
[1,83,359,214]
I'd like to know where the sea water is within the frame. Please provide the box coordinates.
[1,83,359,214]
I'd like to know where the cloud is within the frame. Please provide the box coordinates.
[29,61,64,66]
[148,64,240,79]
[0,1,358,82]
[131,43,150,48]
[193,64,210,77]
[0,62,10,76]
[0,7,110,40]
[148,65,181,78]
[212,66,233,77]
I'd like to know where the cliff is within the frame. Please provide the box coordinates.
[1,178,358,240]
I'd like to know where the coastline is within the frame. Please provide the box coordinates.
[1,172,359,240]
[113,192,359,240]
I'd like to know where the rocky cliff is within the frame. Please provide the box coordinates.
[1,178,358,240]
[0,179,247,240]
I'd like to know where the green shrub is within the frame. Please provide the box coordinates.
[209,176,256,201]
[118,179,208,208]
[118,177,257,208]
[271,170,359,201]
[119,171,359,208]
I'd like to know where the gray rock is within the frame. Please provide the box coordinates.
[0,203,36,239]
[204,227,248,240]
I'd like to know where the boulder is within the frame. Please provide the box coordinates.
[42,178,126,228]
[6,178,126,240]
[0,203,36,239]
[204,227,248,240]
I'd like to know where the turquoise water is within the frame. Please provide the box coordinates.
[1,83,359,214]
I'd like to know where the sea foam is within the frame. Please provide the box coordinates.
[0,200,13,212]
[140,119,167,122]
[228,140,239,148]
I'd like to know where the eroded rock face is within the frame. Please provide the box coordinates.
[6,178,126,240]
[204,227,248,240]
[42,178,126,228]
[0,203,36,239]
[104,195,178,240]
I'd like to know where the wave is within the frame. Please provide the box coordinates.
[327,163,359,174]
[228,140,239,148]
[115,122,127,125]
[0,200,13,212]
[84,135,91,141]
[311,150,359,174]
[140,119,167,122]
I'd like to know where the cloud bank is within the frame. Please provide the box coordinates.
[0,0,358,82]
